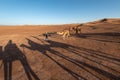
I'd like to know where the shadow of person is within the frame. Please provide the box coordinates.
[3,40,40,80]
[0,46,3,69]
[0,46,3,60]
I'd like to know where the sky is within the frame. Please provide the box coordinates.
[0,0,120,25]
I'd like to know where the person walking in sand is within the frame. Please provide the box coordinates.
[44,32,49,40]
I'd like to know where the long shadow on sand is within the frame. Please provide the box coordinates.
[74,32,120,43]
[0,40,40,80]
[79,32,120,36]
[21,37,120,80]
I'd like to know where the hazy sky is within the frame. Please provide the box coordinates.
[0,0,120,25]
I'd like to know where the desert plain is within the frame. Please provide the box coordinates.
[0,19,120,80]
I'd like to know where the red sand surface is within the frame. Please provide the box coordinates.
[0,19,120,80]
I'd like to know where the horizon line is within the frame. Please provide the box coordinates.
[0,18,119,26]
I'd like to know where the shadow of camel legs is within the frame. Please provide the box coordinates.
[21,38,120,80]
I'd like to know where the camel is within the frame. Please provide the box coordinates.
[71,24,82,34]
[57,30,70,38]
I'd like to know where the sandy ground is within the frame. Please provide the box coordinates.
[0,19,120,80]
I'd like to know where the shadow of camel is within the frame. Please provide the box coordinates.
[21,38,120,80]
[74,32,120,43]
[0,40,40,80]
[21,38,87,80]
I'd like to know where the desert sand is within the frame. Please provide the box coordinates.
[0,18,120,80]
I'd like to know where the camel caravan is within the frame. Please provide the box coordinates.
[56,24,82,38]
[43,24,83,39]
